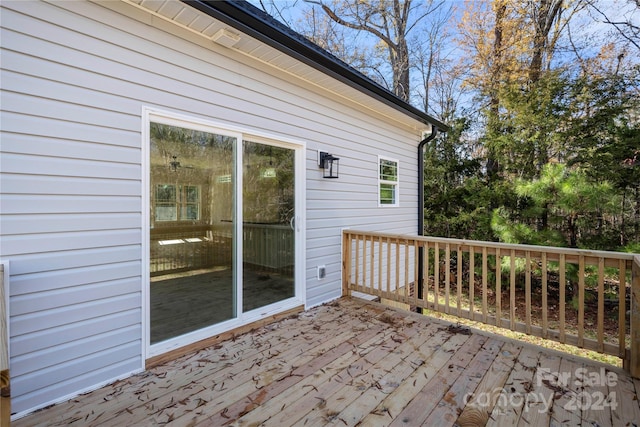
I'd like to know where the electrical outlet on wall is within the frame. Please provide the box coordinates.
[317,265,326,280]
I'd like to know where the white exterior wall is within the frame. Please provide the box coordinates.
[0,0,426,416]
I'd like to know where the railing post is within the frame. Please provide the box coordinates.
[631,255,640,378]
[342,231,351,297]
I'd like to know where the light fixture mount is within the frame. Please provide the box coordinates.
[318,151,339,179]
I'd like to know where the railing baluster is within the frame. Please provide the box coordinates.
[469,246,475,321]
[395,238,400,302]
[362,234,367,293]
[525,251,532,335]
[386,237,391,297]
[560,253,566,343]
[457,244,463,317]
[425,241,430,309]
[434,243,440,311]
[354,233,360,289]
[414,240,419,308]
[482,246,488,323]
[496,247,501,326]
[445,243,451,314]
[510,249,516,331]
[619,259,627,359]
[404,240,409,301]
[370,234,375,295]
[377,235,383,299]
[579,255,585,348]
[542,252,548,339]
[598,257,605,353]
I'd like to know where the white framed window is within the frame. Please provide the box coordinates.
[378,156,399,206]
[154,184,200,221]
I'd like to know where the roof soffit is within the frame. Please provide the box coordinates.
[123,0,437,133]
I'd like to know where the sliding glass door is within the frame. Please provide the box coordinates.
[148,118,298,346]
[242,141,295,312]
[149,122,237,344]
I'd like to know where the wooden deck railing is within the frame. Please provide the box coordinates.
[342,230,640,377]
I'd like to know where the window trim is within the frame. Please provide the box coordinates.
[378,155,399,207]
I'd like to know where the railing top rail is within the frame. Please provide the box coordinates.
[343,229,637,261]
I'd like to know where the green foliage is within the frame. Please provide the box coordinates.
[485,72,571,180]
[423,116,496,240]
[623,242,640,254]
[457,66,639,253]
[491,163,619,249]
[285,0,640,253]
[490,206,536,245]
[568,68,640,188]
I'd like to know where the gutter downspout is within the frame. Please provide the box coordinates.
[417,126,439,313]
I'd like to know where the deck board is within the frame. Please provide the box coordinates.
[360,331,474,426]
[256,315,425,426]
[549,358,581,426]
[324,326,466,426]
[301,323,445,427]
[486,346,540,426]
[517,352,561,426]
[12,297,640,427]
[457,340,523,426]
[387,334,487,426]
[611,367,640,425]
[422,337,503,426]
[580,363,614,426]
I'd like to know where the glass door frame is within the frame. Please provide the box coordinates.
[142,108,306,359]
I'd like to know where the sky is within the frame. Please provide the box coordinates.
[248,0,639,118]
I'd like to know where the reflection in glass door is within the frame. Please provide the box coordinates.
[242,141,295,312]
[149,121,298,346]
[149,122,237,344]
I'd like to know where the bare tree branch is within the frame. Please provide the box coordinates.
[585,0,640,51]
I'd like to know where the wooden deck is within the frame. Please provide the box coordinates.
[13,297,640,427]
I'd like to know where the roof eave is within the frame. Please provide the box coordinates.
[182,0,449,132]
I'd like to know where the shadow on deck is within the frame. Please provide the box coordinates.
[13,297,640,426]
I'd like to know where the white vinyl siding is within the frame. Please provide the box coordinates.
[1,0,426,416]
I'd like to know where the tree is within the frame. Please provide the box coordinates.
[528,0,566,83]
[253,0,640,251]
[585,0,640,52]
[492,163,618,248]
[492,70,570,179]
[422,116,506,240]
[567,66,640,246]
[298,3,388,84]
[305,0,445,102]
[410,3,454,115]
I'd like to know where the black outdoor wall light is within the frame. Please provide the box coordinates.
[318,151,339,179]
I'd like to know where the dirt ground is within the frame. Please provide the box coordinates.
[469,278,626,345]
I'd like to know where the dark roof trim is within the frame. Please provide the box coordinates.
[182,0,448,132]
